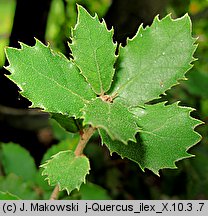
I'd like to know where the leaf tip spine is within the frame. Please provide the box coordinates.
[153,14,160,22]
[34,37,43,46]
[18,41,29,50]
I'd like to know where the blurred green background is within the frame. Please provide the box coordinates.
[0,0,208,200]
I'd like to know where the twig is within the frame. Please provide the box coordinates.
[49,126,96,200]
[74,126,96,156]
[50,185,60,200]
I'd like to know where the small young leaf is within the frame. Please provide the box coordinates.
[70,5,116,95]
[110,14,196,107]
[5,39,96,118]
[41,139,79,164]
[100,102,202,175]
[41,150,90,194]
[82,98,138,144]
[36,140,79,191]
[1,143,37,181]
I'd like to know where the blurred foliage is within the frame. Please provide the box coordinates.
[45,0,111,54]
[1,143,37,181]
[0,0,16,67]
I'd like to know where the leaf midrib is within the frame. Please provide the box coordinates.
[29,60,89,103]
[82,15,104,94]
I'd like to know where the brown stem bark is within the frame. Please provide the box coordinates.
[74,126,96,156]
[50,185,60,200]
[49,126,96,200]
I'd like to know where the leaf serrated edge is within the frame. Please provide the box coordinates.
[171,101,204,158]
[140,102,203,175]
[5,38,89,119]
[127,13,196,44]
[69,4,117,95]
[40,150,90,195]
[99,102,204,176]
[113,13,198,104]
[4,38,68,111]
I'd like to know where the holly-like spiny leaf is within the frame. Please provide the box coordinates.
[70,5,117,95]
[4,5,202,179]
[109,14,197,107]
[5,39,96,118]
[99,102,202,175]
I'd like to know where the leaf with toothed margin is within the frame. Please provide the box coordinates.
[41,150,90,194]
[109,14,197,107]
[70,5,117,95]
[4,5,202,178]
[5,39,96,118]
[82,98,138,144]
[99,102,202,175]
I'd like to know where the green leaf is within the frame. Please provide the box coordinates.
[49,118,80,141]
[80,182,111,200]
[41,139,79,164]
[110,14,196,107]
[185,70,208,98]
[1,143,37,181]
[0,173,39,199]
[41,150,90,194]
[100,102,202,175]
[51,113,83,133]
[70,5,116,95]
[5,39,96,118]
[4,5,201,181]
[36,140,79,191]
[0,191,20,200]
[82,98,138,144]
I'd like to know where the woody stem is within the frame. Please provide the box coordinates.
[49,126,96,200]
